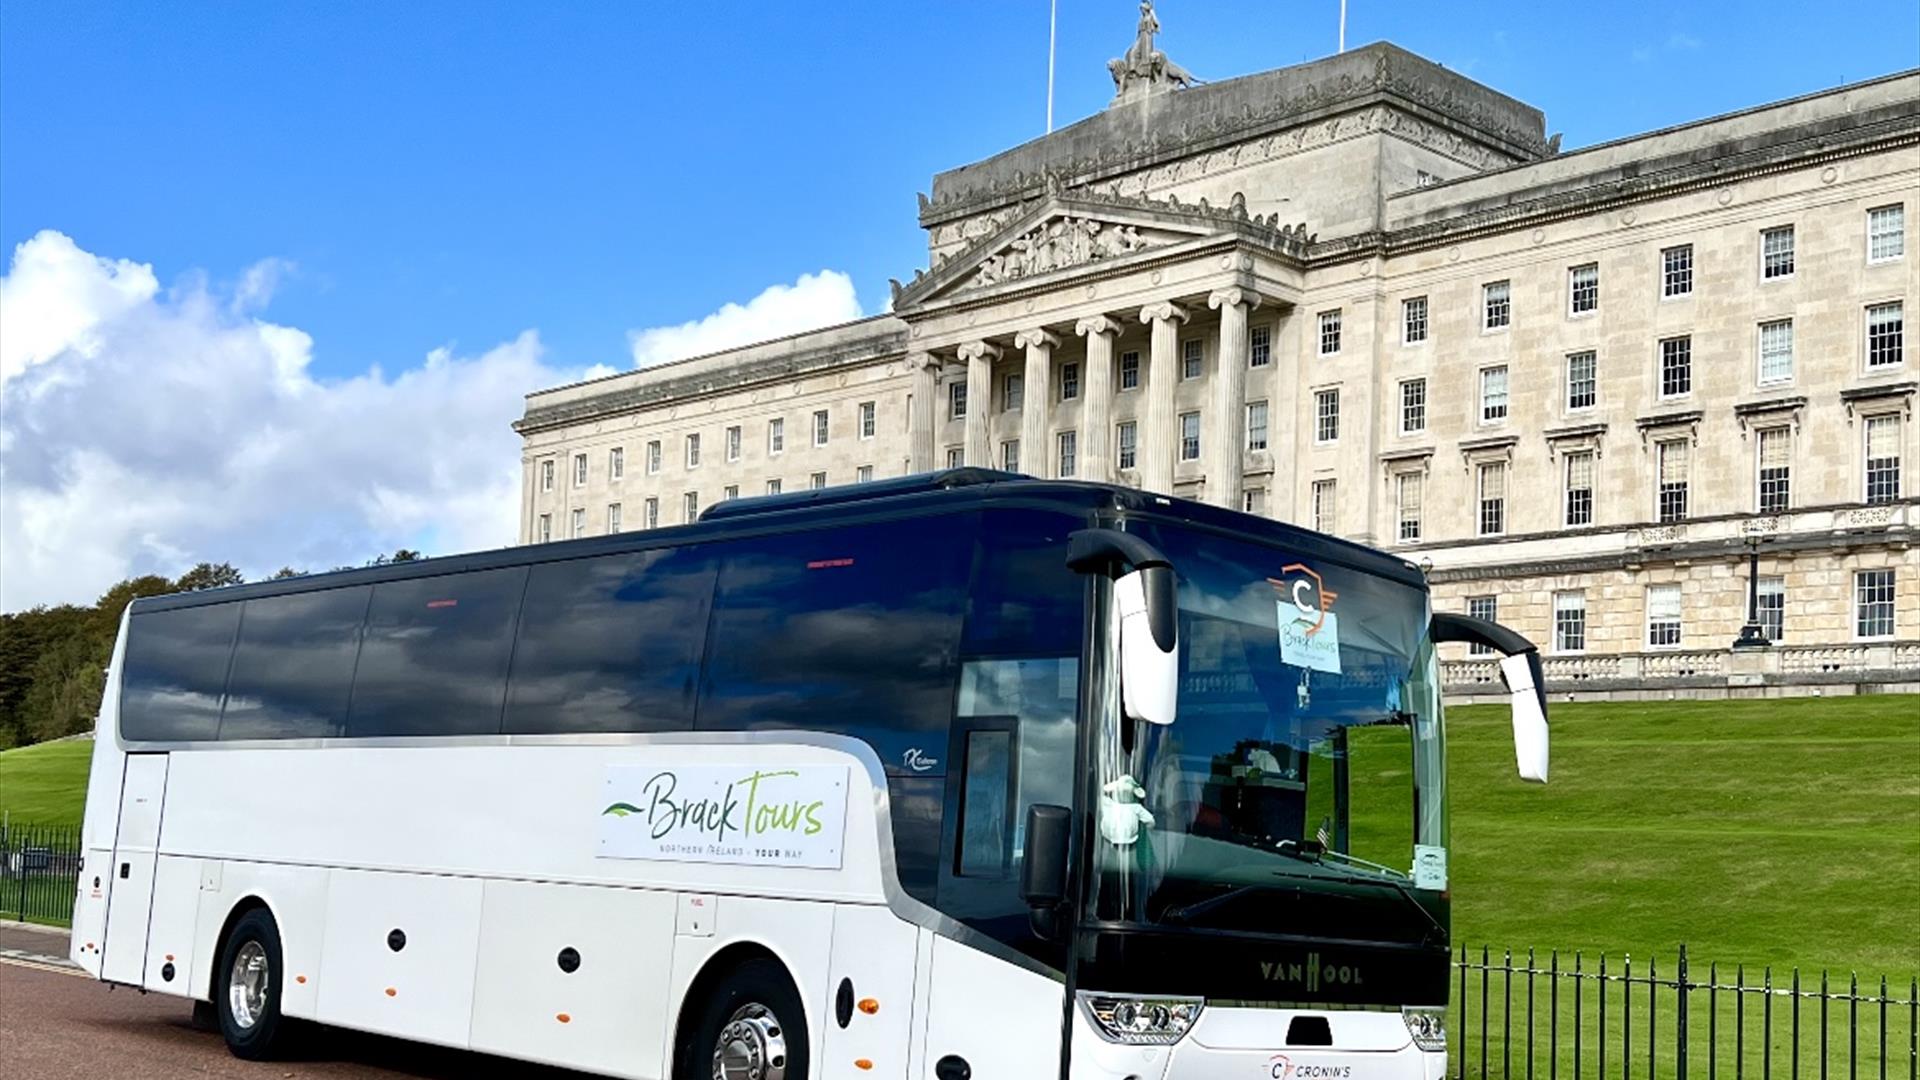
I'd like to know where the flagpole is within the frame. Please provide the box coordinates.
[1046,0,1058,132]
[1338,0,1347,53]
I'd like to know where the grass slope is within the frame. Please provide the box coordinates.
[1442,696,1919,983]
[0,738,91,829]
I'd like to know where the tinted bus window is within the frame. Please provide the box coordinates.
[504,547,716,734]
[219,586,370,740]
[698,515,973,775]
[346,567,528,737]
[963,509,1086,657]
[121,603,242,742]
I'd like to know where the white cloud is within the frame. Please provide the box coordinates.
[627,269,863,368]
[0,230,570,611]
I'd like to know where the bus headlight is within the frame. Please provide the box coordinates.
[1081,993,1204,1045]
[1403,1006,1447,1052]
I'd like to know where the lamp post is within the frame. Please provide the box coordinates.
[1731,532,1771,649]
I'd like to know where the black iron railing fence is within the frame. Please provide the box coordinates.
[1453,946,1918,1080]
[0,822,81,925]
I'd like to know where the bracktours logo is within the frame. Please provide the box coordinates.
[603,768,826,844]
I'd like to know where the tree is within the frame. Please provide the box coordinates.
[270,567,305,580]
[391,549,422,562]
[174,562,245,592]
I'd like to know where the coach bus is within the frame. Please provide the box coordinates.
[70,468,1548,1080]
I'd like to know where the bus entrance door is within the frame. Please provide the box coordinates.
[100,753,169,986]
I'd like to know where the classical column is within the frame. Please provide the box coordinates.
[1206,288,1261,509]
[957,340,1000,467]
[1137,301,1188,494]
[1075,315,1119,482]
[908,350,937,473]
[1013,328,1059,477]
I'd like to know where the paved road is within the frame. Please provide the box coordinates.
[0,924,588,1080]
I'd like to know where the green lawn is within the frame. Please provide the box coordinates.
[0,737,92,829]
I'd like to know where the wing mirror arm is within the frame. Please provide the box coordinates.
[1431,612,1550,784]
[1066,529,1178,726]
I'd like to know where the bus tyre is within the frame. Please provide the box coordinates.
[680,958,810,1080]
[215,908,287,1060]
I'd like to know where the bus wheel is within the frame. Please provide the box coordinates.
[215,908,287,1060]
[682,958,810,1080]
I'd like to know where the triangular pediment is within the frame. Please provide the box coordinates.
[892,196,1222,308]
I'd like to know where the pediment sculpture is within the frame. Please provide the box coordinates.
[969,216,1172,289]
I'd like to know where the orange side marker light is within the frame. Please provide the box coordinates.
[296,975,308,984]
[854,1060,873,1071]
[384,987,397,997]
[164,954,175,962]
[557,1013,572,1024]
[857,998,880,1015]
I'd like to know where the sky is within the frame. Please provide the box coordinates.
[2,0,1916,610]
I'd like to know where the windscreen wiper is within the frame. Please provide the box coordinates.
[1262,863,1447,947]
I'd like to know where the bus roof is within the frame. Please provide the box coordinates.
[132,469,1427,614]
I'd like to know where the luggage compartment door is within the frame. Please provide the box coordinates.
[101,753,169,985]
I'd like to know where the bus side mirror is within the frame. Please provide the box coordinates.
[1115,566,1178,726]
[1020,803,1071,939]
[1429,612,1549,784]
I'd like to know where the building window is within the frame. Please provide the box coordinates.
[1567,351,1597,411]
[1467,596,1498,655]
[1569,263,1599,315]
[1004,373,1024,411]
[1119,350,1140,390]
[1246,400,1269,451]
[1002,439,1020,473]
[949,381,968,419]
[1756,427,1791,513]
[1400,378,1427,434]
[1480,365,1509,424]
[1395,472,1423,542]
[856,465,874,483]
[859,401,876,439]
[1868,204,1904,263]
[1318,310,1342,355]
[536,513,552,542]
[686,433,701,469]
[1757,576,1786,643]
[809,472,827,491]
[726,425,742,462]
[1250,325,1272,367]
[1662,245,1693,298]
[1117,421,1138,470]
[945,447,964,469]
[1057,431,1077,478]
[1311,480,1337,534]
[1314,388,1340,444]
[643,498,659,529]
[768,419,785,456]
[571,507,586,538]
[1660,336,1692,398]
[1646,584,1683,648]
[1867,302,1904,368]
[1484,280,1511,331]
[1758,319,1794,385]
[1403,296,1429,344]
[573,453,588,487]
[764,479,782,496]
[1657,439,1690,523]
[1182,338,1204,379]
[646,441,662,474]
[1564,450,1595,527]
[540,459,555,492]
[607,502,622,533]
[1060,362,1080,400]
[813,409,830,446]
[1553,591,1587,653]
[1854,569,1896,639]
[681,492,698,521]
[1243,487,1266,515]
[723,484,739,501]
[1761,225,1795,279]
[1865,414,1902,504]
[1477,461,1506,536]
[609,447,625,480]
[1179,412,1201,461]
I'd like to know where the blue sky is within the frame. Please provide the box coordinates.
[1,1,1914,608]
[6,0,1915,378]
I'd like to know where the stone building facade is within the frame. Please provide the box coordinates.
[516,20,1919,697]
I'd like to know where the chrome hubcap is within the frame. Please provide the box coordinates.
[227,940,269,1030]
[712,1003,787,1080]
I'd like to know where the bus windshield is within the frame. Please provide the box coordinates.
[1088,522,1447,946]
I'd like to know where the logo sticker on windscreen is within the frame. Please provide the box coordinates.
[1271,564,1342,674]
